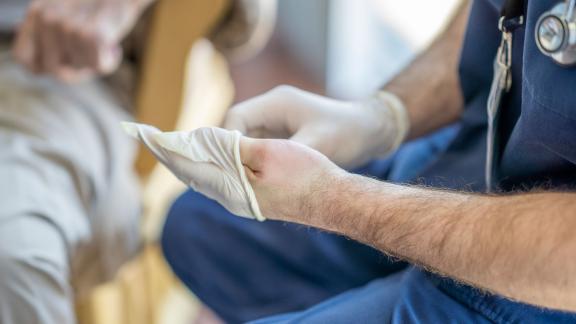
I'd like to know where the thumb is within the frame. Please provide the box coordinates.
[223,109,248,135]
[289,125,325,152]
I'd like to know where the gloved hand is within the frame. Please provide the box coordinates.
[121,122,265,221]
[122,121,345,223]
[224,86,410,169]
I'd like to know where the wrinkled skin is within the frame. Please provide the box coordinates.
[13,0,151,82]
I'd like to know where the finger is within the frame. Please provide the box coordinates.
[83,5,122,75]
[12,4,40,71]
[120,121,174,167]
[61,12,94,70]
[59,15,84,70]
[56,17,99,82]
[38,10,63,75]
[91,2,127,74]
[289,126,324,150]
[223,106,250,134]
[62,8,101,73]
[95,44,122,75]
[76,29,100,72]
[225,95,291,138]
[77,30,121,76]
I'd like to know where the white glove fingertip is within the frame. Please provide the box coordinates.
[120,121,141,139]
[121,121,172,166]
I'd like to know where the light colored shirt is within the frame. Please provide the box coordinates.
[0,0,29,31]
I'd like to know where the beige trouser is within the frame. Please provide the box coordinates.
[0,50,141,324]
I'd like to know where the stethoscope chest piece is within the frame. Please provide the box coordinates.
[536,1,576,66]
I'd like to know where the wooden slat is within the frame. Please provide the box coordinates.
[135,0,231,177]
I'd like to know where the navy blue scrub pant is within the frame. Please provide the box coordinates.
[161,126,576,323]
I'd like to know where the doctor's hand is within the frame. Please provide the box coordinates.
[122,122,343,222]
[13,0,154,82]
[225,86,409,169]
[239,137,345,222]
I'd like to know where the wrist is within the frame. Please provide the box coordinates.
[300,170,356,230]
[364,91,410,158]
[306,173,401,239]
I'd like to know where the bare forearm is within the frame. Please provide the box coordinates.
[304,174,576,311]
[385,1,470,139]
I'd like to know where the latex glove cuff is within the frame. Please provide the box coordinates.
[365,91,411,157]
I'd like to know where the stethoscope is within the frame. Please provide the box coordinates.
[536,0,576,66]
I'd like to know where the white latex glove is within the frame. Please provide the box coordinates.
[225,86,410,169]
[121,122,265,221]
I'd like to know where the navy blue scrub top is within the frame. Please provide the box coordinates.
[419,0,576,192]
[412,0,576,322]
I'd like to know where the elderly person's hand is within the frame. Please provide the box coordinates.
[225,86,410,169]
[13,0,153,82]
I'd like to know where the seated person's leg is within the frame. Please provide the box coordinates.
[0,54,140,322]
[161,126,459,323]
[0,216,73,324]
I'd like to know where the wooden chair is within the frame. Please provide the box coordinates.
[76,1,234,323]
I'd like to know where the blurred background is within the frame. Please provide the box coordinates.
[232,0,460,102]
[70,0,460,323]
